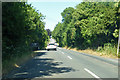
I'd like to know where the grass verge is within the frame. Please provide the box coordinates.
[64,46,119,59]
[2,51,37,76]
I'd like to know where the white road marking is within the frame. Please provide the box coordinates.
[84,68,102,80]
[67,56,72,59]
[58,47,62,49]
[62,52,64,54]
[14,72,28,75]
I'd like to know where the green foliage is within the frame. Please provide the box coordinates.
[113,1,120,38]
[2,2,48,60]
[52,2,119,53]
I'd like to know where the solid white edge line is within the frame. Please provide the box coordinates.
[84,68,102,80]
[67,56,72,59]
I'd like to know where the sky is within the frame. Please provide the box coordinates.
[27,0,82,31]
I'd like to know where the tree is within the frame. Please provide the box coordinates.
[52,2,118,50]
[2,2,48,60]
[46,29,52,37]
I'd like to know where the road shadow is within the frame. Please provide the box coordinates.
[3,52,75,80]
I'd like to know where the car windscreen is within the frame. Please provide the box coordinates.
[49,44,54,45]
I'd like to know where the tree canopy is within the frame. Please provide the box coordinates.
[2,2,49,60]
[52,2,119,50]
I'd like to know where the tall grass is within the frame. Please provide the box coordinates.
[96,43,118,57]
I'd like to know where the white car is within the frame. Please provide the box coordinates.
[46,43,57,51]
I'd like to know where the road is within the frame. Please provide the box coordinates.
[3,39,119,80]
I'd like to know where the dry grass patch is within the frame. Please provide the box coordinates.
[64,47,118,59]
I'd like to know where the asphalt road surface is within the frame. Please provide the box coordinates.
[3,48,119,80]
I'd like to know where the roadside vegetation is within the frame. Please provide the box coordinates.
[52,2,120,58]
[2,2,49,75]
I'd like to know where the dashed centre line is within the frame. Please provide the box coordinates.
[84,68,102,80]
[59,50,72,59]
[67,56,72,59]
